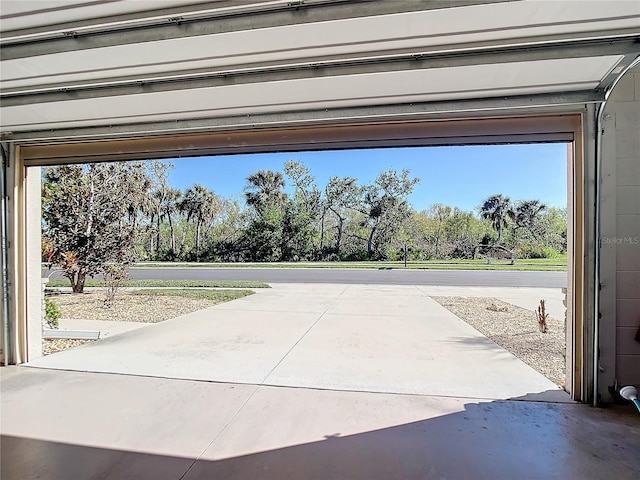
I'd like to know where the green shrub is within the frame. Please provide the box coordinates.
[515,241,559,259]
[541,246,559,259]
[339,248,370,262]
[44,298,60,329]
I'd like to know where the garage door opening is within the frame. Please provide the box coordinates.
[32,138,571,402]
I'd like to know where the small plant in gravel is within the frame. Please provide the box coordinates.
[102,263,129,308]
[487,303,509,312]
[536,299,548,333]
[44,298,61,329]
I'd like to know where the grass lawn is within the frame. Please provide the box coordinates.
[134,255,567,272]
[46,279,271,288]
[129,288,254,302]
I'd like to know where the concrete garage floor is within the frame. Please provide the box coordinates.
[26,284,566,400]
[2,367,639,480]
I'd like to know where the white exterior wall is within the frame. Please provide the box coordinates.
[600,65,640,396]
[1,151,42,364]
[26,166,42,360]
[0,186,4,364]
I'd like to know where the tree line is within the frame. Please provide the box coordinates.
[41,160,567,291]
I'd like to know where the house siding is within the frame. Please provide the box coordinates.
[601,65,640,392]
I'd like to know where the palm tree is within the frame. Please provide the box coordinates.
[178,184,219,259]
[244,170,286,214]
[151,188,166,252]
[480,194,514,244]
[161,188,182,254]
[134,192,159,255]
[152,187,182,254]
[514,200,546,235]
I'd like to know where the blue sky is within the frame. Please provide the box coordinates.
[164,143,568,213]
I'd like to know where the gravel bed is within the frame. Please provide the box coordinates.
[43,290,244,355]
[432,296,566,387]
[44,338,95,355]
[48,291,219,323]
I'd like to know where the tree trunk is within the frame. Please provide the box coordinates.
[71,271,86,293]
[335,217,344,255]
[195,220,201,260]
[319,214,325,252]
[156,213,162,253]
[404,243,407,268]
[179,227,187,257]
[168,214,176,253]
[85,176,95,237]
[149,213,155,255]
[367,225,377,256]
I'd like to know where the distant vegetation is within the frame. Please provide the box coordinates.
[41,159,567,290]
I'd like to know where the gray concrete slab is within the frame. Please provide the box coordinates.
[266,294,560,399]
[212,285,344,313]
[2,368,638,480]
[58,318,149,337]
[29,306,323,385]
[0,367,256,480]
[28,284,566,401]
[187,384,640,480]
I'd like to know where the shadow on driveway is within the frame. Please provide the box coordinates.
[3,392,638,480]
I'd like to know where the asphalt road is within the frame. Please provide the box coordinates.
[127,267,567,288]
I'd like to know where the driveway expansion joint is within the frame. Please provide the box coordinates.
[259,285,349,386]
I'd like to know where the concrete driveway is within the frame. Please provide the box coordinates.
[27,284,566,400]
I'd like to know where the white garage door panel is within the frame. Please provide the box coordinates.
[2,1,639,90]
[1,56,618,131]
[0,0,215,32]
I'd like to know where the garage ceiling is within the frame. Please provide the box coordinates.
[1,0,639,140]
